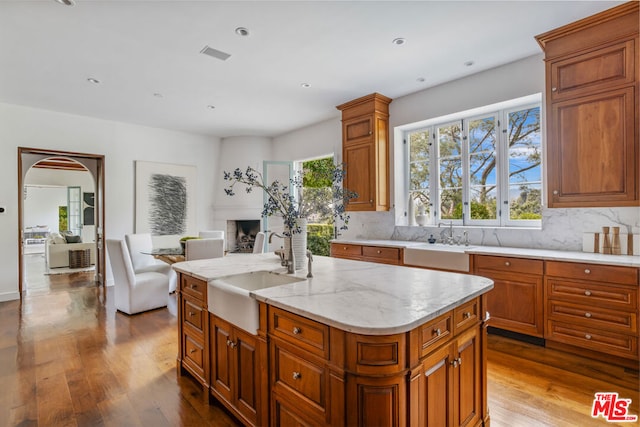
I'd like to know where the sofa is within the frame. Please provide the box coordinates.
[45,232,96,268]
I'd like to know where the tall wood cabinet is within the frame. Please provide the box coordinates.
[336,93,392,211]
[535,2,639,208]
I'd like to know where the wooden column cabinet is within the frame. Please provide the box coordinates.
[474,255,545,337]
[177,274,209,388]
[535,2,639,207]
[336,93,392,211]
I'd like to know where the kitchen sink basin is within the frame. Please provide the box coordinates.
[208,271,306,334]
[403,244,471,272]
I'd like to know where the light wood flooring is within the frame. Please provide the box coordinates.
[0,256,638,426]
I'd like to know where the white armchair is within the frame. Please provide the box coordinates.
[106,239,169,315]
[125,233,177,293]
[185,238,225,261]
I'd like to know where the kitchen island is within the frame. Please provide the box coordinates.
[173,253,494,426]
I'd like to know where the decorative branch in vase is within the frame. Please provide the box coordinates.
[223,164,357,271]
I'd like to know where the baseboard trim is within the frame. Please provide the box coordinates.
[0,291,20,302]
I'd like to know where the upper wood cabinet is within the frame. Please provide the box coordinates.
[337,93,392,211]
[536,2,639,208]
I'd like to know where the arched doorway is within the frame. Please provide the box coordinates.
[18,147,106,296]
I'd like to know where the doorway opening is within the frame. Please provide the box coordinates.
[18,148,106,297]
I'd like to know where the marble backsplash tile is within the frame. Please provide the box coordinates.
[338,207,640,252]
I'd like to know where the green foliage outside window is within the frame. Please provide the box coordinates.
[58,206,68,232]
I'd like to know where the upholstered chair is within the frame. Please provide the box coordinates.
[253,231,266,253]
[106,239,169,315]
[185,238,224,261]
[125,233,177,293]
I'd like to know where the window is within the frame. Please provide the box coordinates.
[406,98,541,227]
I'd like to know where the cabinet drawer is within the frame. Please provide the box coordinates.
[270,307,329,359]
[546,261,638,285]
[362,246,400,263]
[331,243,362,258]
[272,344,326,413]
[549,40,635,101]
[181,274,207,301]
[183,332,205,378]
[418,312,452,357]
[547,300,637,334]
[546,320,638,360]
[475,255,543,275]
[273,394,316,427]
[182,294,205,333]
[453,298,480,333]
[546,279,638,311]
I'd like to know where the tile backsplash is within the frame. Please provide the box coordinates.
[338,207,640,252]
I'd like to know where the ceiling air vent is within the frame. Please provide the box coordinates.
[200,45,231,61]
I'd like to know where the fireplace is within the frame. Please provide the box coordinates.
[226,220,261,253]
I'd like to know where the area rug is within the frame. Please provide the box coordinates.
[46,266,95,275]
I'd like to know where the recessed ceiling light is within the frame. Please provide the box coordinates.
[86,77,100,84]
[207,105,216,110]
[153,93,163,98]
[392,38,406,46]
[417,77,426,83]
[464,60,475,67]
[54,0,75,6]
[301,83,311,88]
[235,27,250,37]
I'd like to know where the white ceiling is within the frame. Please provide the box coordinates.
[0,0,625,138]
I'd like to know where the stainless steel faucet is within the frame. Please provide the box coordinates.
[306,250,313,278]
[438,221,454,244]
[268,231,283,243]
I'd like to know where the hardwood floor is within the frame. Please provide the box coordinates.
[1,259,638,426]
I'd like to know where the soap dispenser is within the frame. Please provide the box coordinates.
[427,234,436,244]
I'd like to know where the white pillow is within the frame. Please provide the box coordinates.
[49,232,66,244]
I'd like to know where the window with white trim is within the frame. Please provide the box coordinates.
[406,99,541,227]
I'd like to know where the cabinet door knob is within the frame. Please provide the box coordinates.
[504,261,511,266]
[584,290,592,296]
[463,312,471,319]
[343,246,347,250]
[293,326,302,335]
[585,334,592,340]
[189,348,197,354]
[584,269,591,274]
[433,328,442,336]
[553,190,559,195]
[585,312,592,318]
[369,200,373,203]
[188,311,195,317]
[376,250,381,254]
[451,359,458,368]
[551,87,557,92]
[292,372,302,380]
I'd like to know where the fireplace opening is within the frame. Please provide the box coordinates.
[227,220,261,253]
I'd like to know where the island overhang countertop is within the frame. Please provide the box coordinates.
[173,253,493,335]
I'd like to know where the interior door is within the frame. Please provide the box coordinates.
[262,161,293,253]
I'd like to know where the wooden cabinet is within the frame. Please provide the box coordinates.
[536,2,639,208]
[177,274,209,387]
[545,261,639,366]
[421,326,481,427]
[336,93,392,211]
[210,315,265,427]
[474,255,545,337]
[269,299,488,427]
[330,242,402,265]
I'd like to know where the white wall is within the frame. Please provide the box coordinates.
[0,102,221,301]
[23,186,67,234]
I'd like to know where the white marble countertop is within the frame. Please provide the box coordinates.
[173,253,494,335]
[333,239,640,268]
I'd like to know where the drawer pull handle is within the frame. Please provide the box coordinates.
[463,312,471,319]
[190,284,196,289]
[433,328,442,336]
[188,311,195,317]
[504,261,511,266]
[584,269,591,274]
[226,340,237,348]
[189,348,197,354]
[585,334,592,340]
[293,327,302,335]
[584,290,592,296]
[343,246,347,250]
[585,312,592,318]
[377,250,381,254]
[292,372,301,380]
[551,87,557,92]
